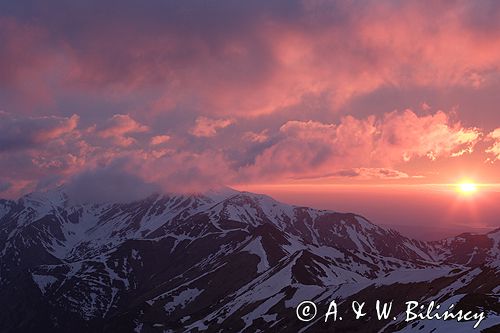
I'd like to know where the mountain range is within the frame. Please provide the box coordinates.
[0,187,498,332]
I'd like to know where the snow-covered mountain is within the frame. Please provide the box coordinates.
[0,188,498,332]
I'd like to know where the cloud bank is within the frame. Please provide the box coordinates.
[0,109,489,197]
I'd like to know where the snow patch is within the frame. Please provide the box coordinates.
[242,236,270,273]
[32,274,58,293]
[164,288,203,313]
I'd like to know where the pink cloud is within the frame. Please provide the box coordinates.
[0,18,71,110]
[2,2,500,118]
[1,1,499,197]
[95,114,149,147]
[243,110,481,182]
[0,111,79,151]
[150,135,171,145]
[0,113,151,197]
[243,130,269,143]
[0,108,492,198]
[35,115,79,142]
[377,110,481,162]
[189,117,234,137]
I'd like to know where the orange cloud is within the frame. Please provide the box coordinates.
[485,128,500,162]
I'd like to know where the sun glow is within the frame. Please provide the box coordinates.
[457,182,478,195]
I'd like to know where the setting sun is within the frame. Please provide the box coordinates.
[457,182,478,194]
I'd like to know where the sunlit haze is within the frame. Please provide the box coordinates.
[457,182,478,194]
[235,183,500,240]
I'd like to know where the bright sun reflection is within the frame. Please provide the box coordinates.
[457,182,478,195]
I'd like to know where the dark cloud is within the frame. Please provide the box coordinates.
[0,111,79,151]
[0,181,12,193]
[65,162,161,204]
[332,169,360,178]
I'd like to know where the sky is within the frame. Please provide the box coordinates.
[0,1,499,235]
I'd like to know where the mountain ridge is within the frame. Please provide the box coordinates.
[0,187,498,332]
